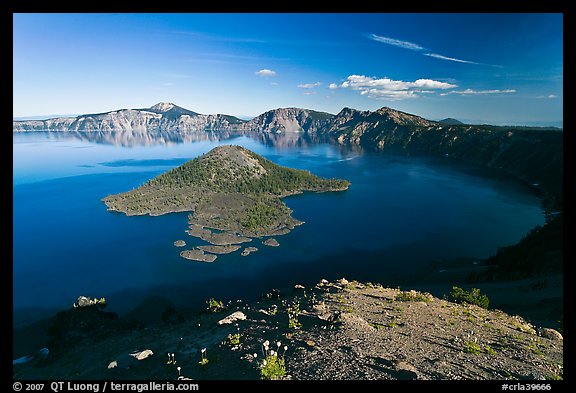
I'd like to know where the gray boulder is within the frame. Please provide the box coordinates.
[130,349,154,360]
[539,328,563,341]
[218,311,247,325]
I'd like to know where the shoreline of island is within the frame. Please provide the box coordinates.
[102,145,350,261]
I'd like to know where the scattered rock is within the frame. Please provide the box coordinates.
[208,232,252,246]
[319,279,329,285]
[393,360,419,380]
[173,240,186,247]
[18,279,565,381]
[294,284,305,290]
[539,328,563,341]
[187,225,252,246]
[186,225,212,239]
[198,244,241,254]
[270,228,291,236]
[327,310,343,323]
[108,349,154,370]
[241,247,258,256]
[180,249,217,262]
[511,315,536,335]
[218,311,247,325]
[74,296,101,308]
[339,313,373,332]
[130,349,154,360]
[263,238,280,247]
[337,278,349,286]
[313,302,339,322]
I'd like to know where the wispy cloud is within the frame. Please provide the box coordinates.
[328,83,338,90]
[303,91,316,95]
[440,89,516,96]
[536,94,558,99]
[368,33,488,66]
[339,75,456,100]
[297,82,322,89]
[255,69,277,77]
[368,34,424,51]
[424,53,480,65]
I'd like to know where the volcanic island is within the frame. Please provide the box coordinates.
[103,145,350,262]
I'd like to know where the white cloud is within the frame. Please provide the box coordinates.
[411,79,457,89]
[303,91,316,95]
[255,69,277,77]
[440,88,517,96]
[328,83,338,90]
[424,53,479,65]
[297,82,322,89]
[340,75,456,100]
[368,34,424,51]
[548,94,557,99]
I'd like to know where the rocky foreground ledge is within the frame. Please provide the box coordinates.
[13,279,563,380]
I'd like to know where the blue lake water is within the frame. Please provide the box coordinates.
[13,132,544,325]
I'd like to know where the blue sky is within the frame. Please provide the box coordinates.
[13,13,563,125]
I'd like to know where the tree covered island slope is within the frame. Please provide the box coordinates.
[102,145,349,241]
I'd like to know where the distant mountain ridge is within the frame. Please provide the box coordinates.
[12,102,437,134]
[13,102,562,209]
[13,101,560,134]
[439,118,464,125]
[142,102,199,118]
[12,102,247,133]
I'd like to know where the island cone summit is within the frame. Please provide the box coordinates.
[103,145,349,261]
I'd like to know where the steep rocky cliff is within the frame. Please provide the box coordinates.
[13,102,247,132]
[240,107,333,134]
[324,106,563,208]
[14,102,562,206]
